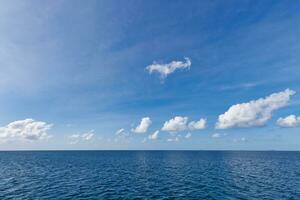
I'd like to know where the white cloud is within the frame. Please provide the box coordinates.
[141,138,147,143]
[277,115,300,128]
[69,130,94,144]
[132,117,152,133]
[148,130,159,140]
[211,133,220,138]
[115,128,126,135]
[188,118,206,130]
[162,116,206,132]
[216,89,295,129]
[162,116,188,132]
[185,132,192,139]
[146,57,191,79]
[0,119,52,142]
[167,137,180,142]
[233,137,247,143]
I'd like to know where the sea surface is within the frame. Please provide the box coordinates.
[0,151,299,199]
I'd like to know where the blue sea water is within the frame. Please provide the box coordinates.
[0,151,299,199]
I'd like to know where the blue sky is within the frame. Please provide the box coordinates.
[0,0,300,150]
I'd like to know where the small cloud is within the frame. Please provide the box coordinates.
[277,115,300,128]
[148,130,159,140]
[162,116,207,133]
[233,137,248,143]
[167,137,180,142]
[162,116,188,132]
[146,57,191,79]
[188,118,206,130]
[185,132,192,139]
[211,133,221,138]
[219,81,264,91]
[141,138,147,143]
[132,117,152,133]
[69,130,95,144]
[0,119,52,143]
[116,128,126,135]
[216,89,295,129]
[211,133,227,138]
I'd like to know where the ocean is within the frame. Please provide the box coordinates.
[0,151,299,199]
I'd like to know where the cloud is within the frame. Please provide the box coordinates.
[211,133,228,138]
[216,89,295,129]
[185,132,192,139]
[219,81,264,91]
[233,137,247,143]
[141,138,147,143]
[211,133,220,138]
[188,118,206,130]
[0,119,52,142]
[132,117,152,133]
[146,57,191,79]
[69,130,94,144]
[148,130,159,140]
[277,115,300,128]
[167,137,180,142]
[116,128,126,135]
[162,116,188,132]
[162,116,207,132]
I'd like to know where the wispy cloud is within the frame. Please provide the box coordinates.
[185,132,192,139]
[211,133,221,138]
[219,81,265,91]
[167,136,180,142]
[146,57,191,79]
[148,130,159,140]
[69,130,95,144]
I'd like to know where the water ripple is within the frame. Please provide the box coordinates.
[0,151,299,199]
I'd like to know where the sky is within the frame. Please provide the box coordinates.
[0,0,300,150]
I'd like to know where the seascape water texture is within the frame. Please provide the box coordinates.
[0,151,299,199]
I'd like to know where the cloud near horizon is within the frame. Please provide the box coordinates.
[146,57,191,79]
[0,119,52,143]
[216,89,295,129]
[162,116,188,132]
[132,117,152,133]
[188,118,206,130]
[69,130,95,144]
[148,130,159,140]
[162,116,206,132]
[277,115,300,128]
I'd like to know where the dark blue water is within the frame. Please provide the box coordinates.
[0,151,299,199]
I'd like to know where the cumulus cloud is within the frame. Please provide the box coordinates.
[216,89,295,129]
[148,130,159,140]
[146,57,191,79]
[69,130,94,144]
[0,119,52,142]
[188,118,206,130]
[132,117,152,133]
[162,116,207,132]
[277,115,300,128]
[162,116,188,132]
